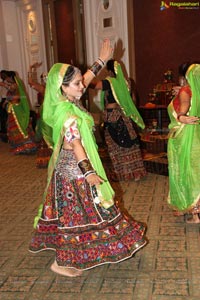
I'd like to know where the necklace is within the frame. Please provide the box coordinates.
[70,97,88,113]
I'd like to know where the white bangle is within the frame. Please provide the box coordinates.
[97,57,105,66]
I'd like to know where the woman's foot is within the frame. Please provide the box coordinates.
[50,260,83,277]
[186,214,200,224]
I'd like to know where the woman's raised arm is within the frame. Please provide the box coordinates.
[83,39,113,88]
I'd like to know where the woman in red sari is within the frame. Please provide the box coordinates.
[167,62,200,223]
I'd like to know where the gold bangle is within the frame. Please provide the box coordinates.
[77,158,96,177]
[98,57,105,66]
[89,60,103,76]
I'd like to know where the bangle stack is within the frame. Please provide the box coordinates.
[78,158,96,178]
[97,57,105,66]
[89,58,105,77]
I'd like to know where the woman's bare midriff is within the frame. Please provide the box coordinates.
[63,140,73,150]
[106,103,119,109]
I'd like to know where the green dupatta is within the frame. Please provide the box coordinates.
[167,64,200,212]
[34,63,114,228]
[10,76,30,137]
[100,61,145,129]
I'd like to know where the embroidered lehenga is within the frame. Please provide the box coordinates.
[35,103,52,168]
[167,65,200,214]
[100,61,147,182]
[29,63,147,270]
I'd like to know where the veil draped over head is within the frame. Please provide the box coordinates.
[34,63,114,228]
[100,60,145,129]
[42,63,69,148]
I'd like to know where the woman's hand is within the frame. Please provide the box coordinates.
[83,39,113,88]
[172,86,181,96]
[99,38,113,63]
[85,173,104,186]
[0,82,10,89]
[179,115,200,124]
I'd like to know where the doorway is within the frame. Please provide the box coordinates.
[41,0,86,71]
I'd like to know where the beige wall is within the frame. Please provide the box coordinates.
[0,0,47,108]
[0,0,133,110]
[133,0,200,105]
[0,1,8,68]
[83,0,134,113]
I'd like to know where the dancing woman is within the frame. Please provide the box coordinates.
[29,40,147,276]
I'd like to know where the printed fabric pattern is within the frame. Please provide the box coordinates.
[29,148,146,270]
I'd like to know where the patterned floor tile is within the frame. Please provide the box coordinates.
[158,240,186,252]
[155,257,188,271]
[153,278,189,296]
[159,225,186,236]
[49,276,85,293]
[19,256,52,269]
[1,141,200,299]
[99,277,136,294]
[0,293,27,300]
[0,276,37,292]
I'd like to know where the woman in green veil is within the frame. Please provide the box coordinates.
[29,40,147,277]
[4,71,37,154]
[89,59,146,182]
[167,63,200,223]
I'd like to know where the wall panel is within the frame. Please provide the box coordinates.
[133,0,200,105]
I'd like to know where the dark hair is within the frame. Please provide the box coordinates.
[62,65,80,86]
[0,70,8,81]
[7,71,16,81]
[178,62,192,77]
[106,59,116,76]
